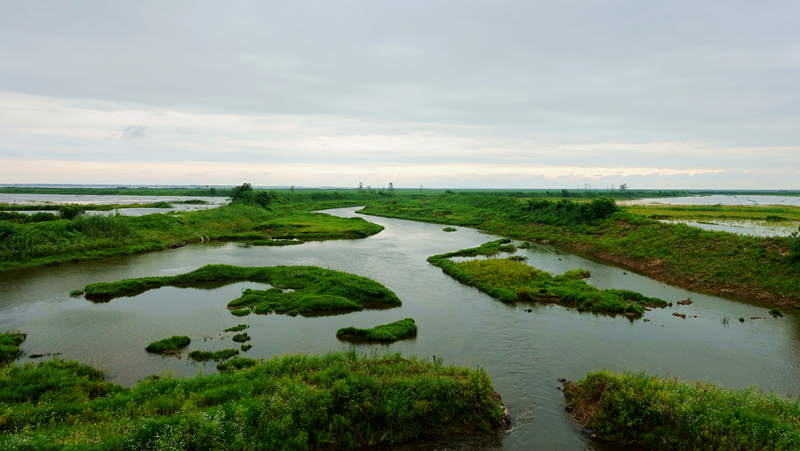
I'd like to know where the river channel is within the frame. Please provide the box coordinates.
[2,207,799,450]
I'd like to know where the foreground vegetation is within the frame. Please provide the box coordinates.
[428,240,670,316]
[563,371,800,450]
[336,318,418,342]
[82,264,402,317]
[361,194,800,306]
[0,351,505,450]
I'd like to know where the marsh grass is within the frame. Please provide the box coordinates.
[0,331,26,364]
[0,351,504,450]
[1,202,385,271]
[188,349,239,362]
[336,318,418,342]
[145,336,191,354]
[224,324,248,332]
[230,308,251,316]
[428,240,669,316]
[361,195,800,305]
[216,357,257,373]
[231,333,250,343]
[564,371,800,450]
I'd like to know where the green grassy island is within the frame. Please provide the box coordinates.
[336,318,418,342]
[564,371,800,450]
[144,336,191,354]
[0,351,506,450]
[81,265,402,318]
[428,239,670,316]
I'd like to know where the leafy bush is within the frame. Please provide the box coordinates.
[217,357,257,372]
[232,333,250,343]
[56,204,86,220]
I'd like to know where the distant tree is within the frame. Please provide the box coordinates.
[229,183,254,203]
[619,183,628,191]
[57,205,86,220]
[290,185,295,195]
[388,182,394,192]
[358,182,363,192]
[561,189,570,197]
[209,187,217,195]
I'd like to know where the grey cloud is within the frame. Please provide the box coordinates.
[122,126,147,139]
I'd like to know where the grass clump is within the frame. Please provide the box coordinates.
[241,344,253,351]
[69,289,84,297]
[224,324,249,332]
[442,227,457,232]
[83,265,401,319]
[564,370,800,450]
[145,336,191,354]
[232,333,250,343]
[428,240,669,316]
[217,357,257,373]
[337,318,418,342]
[231,308,251,316]
[0,351,505,449]
[188,348,239,362]
[0,331,26,364]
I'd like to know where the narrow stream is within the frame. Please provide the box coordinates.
[1,207,798,450]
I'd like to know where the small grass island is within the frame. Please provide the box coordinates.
[336,318,418,342]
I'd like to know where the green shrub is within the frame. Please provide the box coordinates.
[231,308,251,316]
[69,289,84,297]
[145,336,191,354]
[241,344,253,351]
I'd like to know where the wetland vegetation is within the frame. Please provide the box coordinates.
[336,318,418,342]
[361,194,800,307]
[428,240,670,315]
[0,351,504,450]
[564,371,800,450]
[0,331,26,364]
[0,186,386,272]
[144,336,191,354]
[81,265,401,316]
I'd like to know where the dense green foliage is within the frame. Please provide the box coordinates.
[428,240,669,316]
[336,318,418,341]
[144,336,191,354]
[361,194,800,305]
[0,351,504,450]
[0,331,26,364]
[564,371,800,450]
[216,357,257,373]
[790,226,800,264]
[187,349,240,362]
[232,333,250,343]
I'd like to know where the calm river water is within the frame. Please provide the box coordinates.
[1,207,799,450]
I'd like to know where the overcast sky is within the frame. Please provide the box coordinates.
[1,1,798,189]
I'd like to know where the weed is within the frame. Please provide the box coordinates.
[0,331,26,364]
[224,324,249,332]
[188,349,239,362]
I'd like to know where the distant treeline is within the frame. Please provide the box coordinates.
[440,189,689,199]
